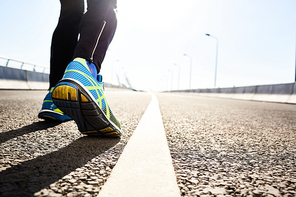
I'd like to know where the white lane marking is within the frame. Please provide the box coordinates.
[98,93,180,197]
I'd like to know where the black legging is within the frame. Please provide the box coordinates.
[49,0,117,89]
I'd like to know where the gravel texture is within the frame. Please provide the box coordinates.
[0,89,151,197]
[157,93,296,197]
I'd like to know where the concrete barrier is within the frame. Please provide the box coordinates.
[171,82,296,104]
[289,83,296,103]
[0,66,49,90]
[0,66,27,81]
[0,66,131,90]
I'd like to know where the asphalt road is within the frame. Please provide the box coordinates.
[0,89,296,197]
[0,89,151,197]
[157,93,296,196]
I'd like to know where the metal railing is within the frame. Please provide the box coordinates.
[0,56,49,74]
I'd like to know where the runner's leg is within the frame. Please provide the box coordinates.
[73,0,117,73]
[49,0,84,89]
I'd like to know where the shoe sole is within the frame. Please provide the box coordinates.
[38,109,71,122]
[52,79,121,138]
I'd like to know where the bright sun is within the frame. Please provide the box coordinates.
[117,0,194,31]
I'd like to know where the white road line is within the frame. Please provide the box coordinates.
[98,94,180,197]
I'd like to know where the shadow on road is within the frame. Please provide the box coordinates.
[0,121,62,144]
[0,136,120,196]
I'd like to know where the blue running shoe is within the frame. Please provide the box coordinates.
[38,88,72,121]
[51,58,121,137]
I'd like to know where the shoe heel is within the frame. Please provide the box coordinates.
[52,82,121,138]
[52,85,78,102]
[51,84,98,134]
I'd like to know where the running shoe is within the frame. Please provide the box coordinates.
[38,88,72,121]
[51,58,121,137]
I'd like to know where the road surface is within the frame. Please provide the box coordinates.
[0,89,296,196]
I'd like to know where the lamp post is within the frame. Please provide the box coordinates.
[174,63,180,90]
[183,54,192,89]
[205,33,219,87]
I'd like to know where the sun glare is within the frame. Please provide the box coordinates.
[118,0,194,31]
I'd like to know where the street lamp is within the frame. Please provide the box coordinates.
[174,63,180,90]
[183,54,192,89]
[205,33,219,88]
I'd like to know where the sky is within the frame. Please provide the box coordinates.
[0,0,295,91]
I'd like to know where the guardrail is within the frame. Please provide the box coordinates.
[0,57,49,89]
[0,56,49,74]
[170,82,296,104]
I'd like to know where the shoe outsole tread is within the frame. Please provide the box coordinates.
[38,110,72,122]
[52,79,121,138]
